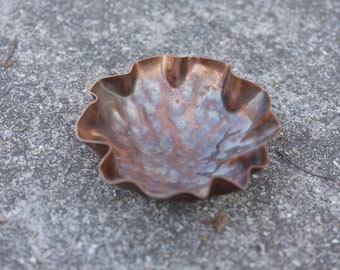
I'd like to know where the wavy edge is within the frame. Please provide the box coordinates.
[75,55,282,199]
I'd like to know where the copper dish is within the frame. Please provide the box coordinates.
[76,56,281,199]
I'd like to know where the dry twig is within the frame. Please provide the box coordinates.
[201,210,228,233]
[2,35,17,68]
[276,150,334,180]
[0,217,8,224]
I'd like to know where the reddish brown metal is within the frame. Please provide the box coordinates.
[76,56,281,199]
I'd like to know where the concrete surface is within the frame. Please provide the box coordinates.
[0,0,339,269]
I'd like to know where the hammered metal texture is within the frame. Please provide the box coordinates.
[76,56,281,199]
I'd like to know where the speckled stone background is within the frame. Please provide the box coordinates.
[0,0,339,269]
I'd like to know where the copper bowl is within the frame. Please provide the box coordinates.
[76,56,281,199]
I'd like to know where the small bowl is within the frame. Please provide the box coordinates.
[76,56,281,199]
